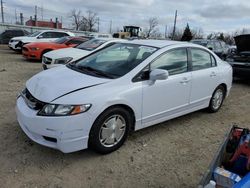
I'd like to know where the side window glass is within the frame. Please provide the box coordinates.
[214,42,222,51]
[191,49,212,71]
[55,32,69,38]
[40,32,52,38]
[151,48,188,76]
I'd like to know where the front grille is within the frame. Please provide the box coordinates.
[15,41,23,48]
[22,88,46,110]
[43,136,57,143]
[43,56,52,65]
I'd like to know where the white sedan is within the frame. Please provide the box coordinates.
[9,30,75,51]
[16,40,232,154]
[42,38,125,69]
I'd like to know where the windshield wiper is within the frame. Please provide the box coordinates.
[77,66,114,79]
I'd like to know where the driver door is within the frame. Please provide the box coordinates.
[141,48,192,127]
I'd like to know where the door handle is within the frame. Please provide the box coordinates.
[180,77,190,84]
[210,72,216,77]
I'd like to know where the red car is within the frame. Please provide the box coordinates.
[22,36,89,61]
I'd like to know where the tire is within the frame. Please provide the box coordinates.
[88,107,132,154]
[208,85,225,113]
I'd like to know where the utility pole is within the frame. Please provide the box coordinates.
[20,13,23,25]
[109,20,112,34]
[35,5,37,26]
[41,4,43,21]
[172,10,177,40]
[1,0,4,23]
[15,8,17,24]
[165,25,168,39]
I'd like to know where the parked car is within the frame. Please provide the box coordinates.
[9,30,75,51]
[226,34,250,79]
[0,29,29,44]
[42,38,125,69]
[16,40,232,154]
[190,39,229,60]
[22,36,89,61]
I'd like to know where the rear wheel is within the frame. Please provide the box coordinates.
[88,107,132,154]
[208,85,225,113]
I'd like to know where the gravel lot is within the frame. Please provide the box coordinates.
[0,45,249,188]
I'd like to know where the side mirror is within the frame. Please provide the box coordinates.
[37,35,43,39]
[208,46,213,51]
[150,69,169,82]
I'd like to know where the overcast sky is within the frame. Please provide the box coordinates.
[4,0,250,35]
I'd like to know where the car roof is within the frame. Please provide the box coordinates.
[121,39,186,48]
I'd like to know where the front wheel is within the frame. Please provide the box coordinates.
[208,86,225,113]
[88,107,132,154]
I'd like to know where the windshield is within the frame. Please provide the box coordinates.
[54,37,69,44]
[67,43,158,79]
[29,31,42,37]
[76,39,107,51]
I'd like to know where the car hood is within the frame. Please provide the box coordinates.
[26,66,109,103]
[44,48,90,61]
[24,42,62,48]
[234,34,250,53]
[11,36,37,43]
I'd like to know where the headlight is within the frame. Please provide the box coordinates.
[54,57,73,64]
[37,104,91,116]
[30,47,40,51]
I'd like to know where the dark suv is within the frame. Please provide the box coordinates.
[0,29,29,44]
[190,39,229,60]
[226,34,250,79]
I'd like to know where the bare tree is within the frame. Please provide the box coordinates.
[145,17,158,38]
[192,28,204,39]
[82,10,98,32]
[69,9,83,30]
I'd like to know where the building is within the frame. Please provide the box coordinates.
[25,17,62,29]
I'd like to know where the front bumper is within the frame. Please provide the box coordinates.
[8,41,21,50]
[16,96,93,153]
[22,48,40,60]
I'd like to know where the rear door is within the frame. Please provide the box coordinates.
[189,48,220,107]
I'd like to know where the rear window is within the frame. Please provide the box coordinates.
[76,39,107,51]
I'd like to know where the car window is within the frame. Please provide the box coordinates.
[214,41,222,51]
[53,32,69,38]
[39,32,54,38]
[151,48,188,76]
[191,48,213,71]
[14,30,23,35]
[67,38,85,45]
[30,31,41,37]
[76,39,107,51]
